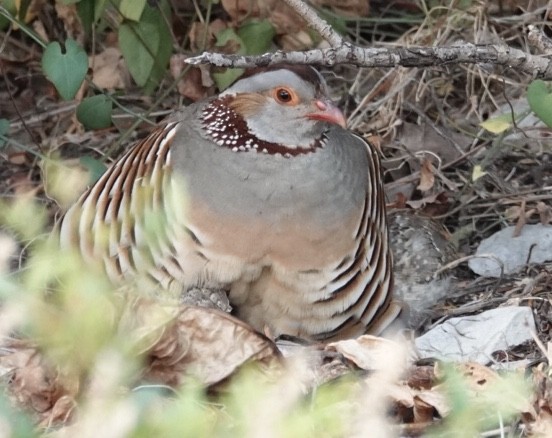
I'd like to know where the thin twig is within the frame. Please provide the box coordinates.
[433,254,505,279]
[281,0,343,47]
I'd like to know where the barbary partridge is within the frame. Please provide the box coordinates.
[58,65,402,341]
[389,211,457,328]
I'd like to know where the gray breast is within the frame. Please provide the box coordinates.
[171,124,369,230]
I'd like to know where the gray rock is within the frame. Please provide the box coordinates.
[415,306,535,364]
[469,224,552,277]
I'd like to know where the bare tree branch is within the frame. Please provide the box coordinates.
[527,24,552,55]
[185,0,552,80]
[281,0,343,47]
[187,44,552,78]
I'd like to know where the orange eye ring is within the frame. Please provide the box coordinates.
[273,87,299,105]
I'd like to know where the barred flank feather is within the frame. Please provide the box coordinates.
[307,135,399,340]
[59,123,184,290]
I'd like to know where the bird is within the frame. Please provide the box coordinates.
[57,64,402,341]
[388,210,457,329]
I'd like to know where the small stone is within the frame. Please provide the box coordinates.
[469,224,552,277]
[415,306,535,364]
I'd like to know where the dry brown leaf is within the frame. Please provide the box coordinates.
[406,365,435,390]
[219,0,313,50]
[454,362,535,417]
[170,58,215,101]
[120,299,280,387]
[89,47,131,90]
[16,0,47,25]
[0,339,79,425]
[188,19,227,52]
[326,335,407,372]
[399,122,466,164]
[406,192,448,210]
[417,158,435,192]
[0,298,280,428]
[9,172,39,196]
[537,201,552,225]
[505,205,523,221]
[388,368,445,430]
[513,199,527,238]
[221,0,261,21]
[531,416,552,437]
[389,383,415,408]
[365,134,382,151]
[147,307,280,386]
[455,361,499,389]
[389,365,443,427]
[277,31,314,51]
[389,383,419,426]
[244,0,313,48]
[412,392,437,423]
[32,20,49,44]
[415,389,450,418]
[54,2,84,42]
[530,365,552,433]
[39,395,77,429]
[7,152,29,165]
[386,192,408,210]
[260,0,304,34]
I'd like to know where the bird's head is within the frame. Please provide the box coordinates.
[201,65,346,156]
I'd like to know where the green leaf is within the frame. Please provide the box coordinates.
[0,119,9,148]
[471,165,487,182]
[0,0,17,31]
[527,79,552,129]
[118,1,172,92]
[120,0,147,21]
[211,22,274,91]
[317,8,347,36]
[75,0,108,33]
[0,396,37,438]
[94,0,109,21]
[76,95,113,130]
[212,28,245,90]
[42,39,88,100]
[480,113,516,134]
[79,156,107,183]
[76,0,93,33]
[238,19,275,55]
[215,28,245,53]
[17,0,32,21]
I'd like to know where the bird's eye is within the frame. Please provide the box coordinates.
[274,88,295,104]
[276,89,291,102]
